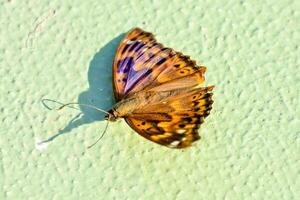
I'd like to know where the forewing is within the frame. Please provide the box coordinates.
[113,27,206,101]
[113,28,155,101]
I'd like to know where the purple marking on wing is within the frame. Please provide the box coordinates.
[124,68,153,94]
[136,42,157,58]
[148,52,154,58]
[127,41,146,54]
[127,68,139,80]
[123,44,169,94]
[117,41,146,74]
[117,57,135,73]
[134,42,145,52]
[128,41,140,52]
[118,40,169,95]
[125,52,155,83]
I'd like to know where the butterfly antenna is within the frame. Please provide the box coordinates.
[41,98,110,115]
[87,120,109,149]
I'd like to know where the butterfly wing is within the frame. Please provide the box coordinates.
[113,27,206,101]
[113,27,156,101]
[125,86,214,148]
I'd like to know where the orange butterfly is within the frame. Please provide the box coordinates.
[105,27,214,148]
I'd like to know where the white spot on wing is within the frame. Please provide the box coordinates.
[126,40,135,44]
[169,140,180,147]
[176,129,186,134]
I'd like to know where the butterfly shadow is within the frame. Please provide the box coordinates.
[40,33,126,144]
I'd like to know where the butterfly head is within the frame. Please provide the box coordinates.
[105,109,118,122]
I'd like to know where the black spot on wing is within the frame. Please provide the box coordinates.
[128,41,140,52]
[135,43,145,52]
[156,57,166,65]
[178,124,185,128]
[122,43,131,54]
[117,57,135,73]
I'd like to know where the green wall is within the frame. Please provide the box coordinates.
[0,0,299,199]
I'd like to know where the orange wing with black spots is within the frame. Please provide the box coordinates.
[112,27,214,148]
[125,87,214,148]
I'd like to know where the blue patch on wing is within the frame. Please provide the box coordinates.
[116,38,162,97]
[117,56,135,73]
[124,68,153,94]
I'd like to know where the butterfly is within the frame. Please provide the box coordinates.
[105,27,214,148]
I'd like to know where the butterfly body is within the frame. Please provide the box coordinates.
[106,28,214,148]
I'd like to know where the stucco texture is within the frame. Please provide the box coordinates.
[0,0,299,199]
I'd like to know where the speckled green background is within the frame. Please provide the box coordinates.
[0,0,299,199]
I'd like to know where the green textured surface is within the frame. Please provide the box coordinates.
[0,0,299,199]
